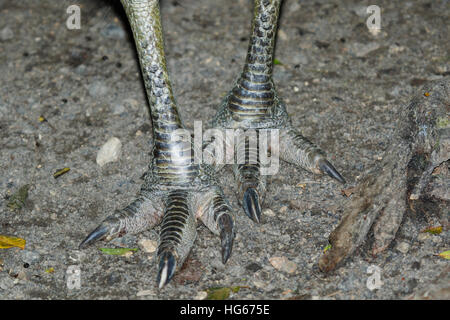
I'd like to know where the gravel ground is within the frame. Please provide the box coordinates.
[0,0,448,300]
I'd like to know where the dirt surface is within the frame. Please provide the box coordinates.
[0,0,448,300]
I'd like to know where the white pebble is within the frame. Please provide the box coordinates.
[263,208,275,217]
[136,290,154,297]
[396,241,410,254]
[138,238,157,253]
[417,233,430,242]
[194,291,208,300]
[96,137,122,167]
[253,280,266,289]
[269,256,297,274]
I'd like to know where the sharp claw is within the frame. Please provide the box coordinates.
[79,216,123,249]
[243,187,262,223]
[156,251,176,289]
[218,214,235,264]
[318,159,346,184]
[79,225,109,249]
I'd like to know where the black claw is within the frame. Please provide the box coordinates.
[318,159,346,184]
[156,251,176,289]
[218,214,235,264]
[79,225,109,249]
[243,187,262,223]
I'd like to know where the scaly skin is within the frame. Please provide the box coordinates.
[319,79,449,272]
[79,0,235,289]
[212,0,345,222]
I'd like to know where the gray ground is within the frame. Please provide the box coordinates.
[0,0,448,300]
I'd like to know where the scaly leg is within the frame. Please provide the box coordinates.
[80,0,235,289]
[212,0,345,222]
[319,79,449,272]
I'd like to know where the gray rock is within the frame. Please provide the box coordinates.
[112,102,126,115]
[101,24,126,39]
[20,250,41,265]
[87,81,109,98]
[0,26,13,41]
[0,275,15,290]
[347,42,381,58]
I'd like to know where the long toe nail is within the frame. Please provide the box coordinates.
[318,159,346,184]
[156,251,176,289]
[79,225,109,249]
[218,214,234,264]
[243,187,261,223]
[79,216,123,249]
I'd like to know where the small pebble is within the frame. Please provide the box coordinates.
[262,208,275,217]
[96,137,122,167]
[0,277,15,290]
[136,290,154,297]
[87,81,109,98]
[110,234,136,248]
[138,238,157,253]
[269,256,297,274]
[20,250,40,265]
[347,42,380,58]
[279,206,288,214]
[75,64,87,75]
[431,235,442,244]
[122,251,134,258]
[0,26,14,41]
[352,5,368,17]
[101,24,126,39]
[194,291,207,300]
[17,271,28,281]
[112,102,126,115]
[388,44,406,54]
[417,232,430,241]
[277,29,287,41]
[368,28,381,37]
[396,241,410,254]
[253,280,266,289]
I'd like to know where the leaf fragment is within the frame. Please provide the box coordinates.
[438,250,450,260]
[206,286,248,300]
[323,244,332,253]
[206,287,231,300]
[99,247,138,255]
[436,116,449,129]
[7,184,31,211]
[53,167,70,179]
[0,235,26,250]
[45,267,55,273]
[273,58,283,65]
[422,226,443,235]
